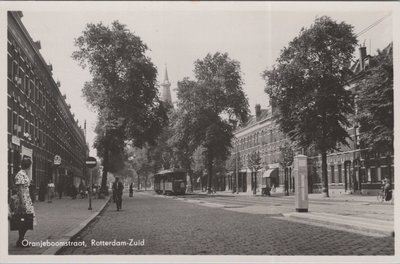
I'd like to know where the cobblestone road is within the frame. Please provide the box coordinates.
[61,192,394,255]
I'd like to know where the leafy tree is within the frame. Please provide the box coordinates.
[72,21,168,192]
[263,16,357,197]
[176,53,249,193]
[356,44,393,181]
[247,151,261,195]
[168,107,200,191]
[93,116,126,191]
[279,141,295,195]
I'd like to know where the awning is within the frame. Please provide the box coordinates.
[262,168,278,178]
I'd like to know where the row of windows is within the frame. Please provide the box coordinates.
[236,128,283,151]
[8,82,85,168]
[7,36,85,164]
[8,37,83,147]
[237,152,280,168]
[327,164,393,184]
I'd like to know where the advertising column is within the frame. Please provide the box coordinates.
[293,154,308,212]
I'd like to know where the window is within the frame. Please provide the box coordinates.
[18,116,23,137]
[8,108,12,133]
[25,119,29,134]
[12,112,18,135]
[338,165,342,183]
[23,75,28,93]
[370,167,377,182]
[8,55,12,78]
[12,61,18,79]
[330,165,335,183]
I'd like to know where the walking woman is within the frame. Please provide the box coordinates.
[12,157,36,247]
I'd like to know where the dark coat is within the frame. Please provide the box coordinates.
[112,182,124,196]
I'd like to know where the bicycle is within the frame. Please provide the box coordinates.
[377,189,393,203]
[377,189,385,203]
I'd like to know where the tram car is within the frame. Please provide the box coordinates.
[154,168,186,195]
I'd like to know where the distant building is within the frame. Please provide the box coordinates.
[227,104,286,194]
[227,44,393,196]
[160,66,172,105]
[7,11,88,196]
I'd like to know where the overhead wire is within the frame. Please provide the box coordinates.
[356,13,391,37]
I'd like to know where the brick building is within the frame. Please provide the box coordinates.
[227,44,393,196]
[7,11,88,196]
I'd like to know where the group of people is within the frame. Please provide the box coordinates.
[7,157,139,248]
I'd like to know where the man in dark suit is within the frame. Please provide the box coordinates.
[112,177,124,211]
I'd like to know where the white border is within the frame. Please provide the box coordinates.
[1,1,399,263]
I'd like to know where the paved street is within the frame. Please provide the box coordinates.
[182,192,395,221]
[61,192,394,255]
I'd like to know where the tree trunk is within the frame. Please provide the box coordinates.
[253,170,257,195]
[321,151,329,197]
[100,143,109,195]
[284,168,288,196]
[387,155,392,186]
[189,171,194,192]
[206,153,213,194]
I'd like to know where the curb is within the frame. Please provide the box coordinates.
[41,196,111,255]
[282,212,394,237]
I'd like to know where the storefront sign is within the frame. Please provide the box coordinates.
[22,146,33,158]
[12,135,20,146]
[54,155,62,165]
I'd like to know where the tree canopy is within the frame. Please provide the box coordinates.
[176,52,249,193]
[263,16,358,196]
[73,21,168,192]
[73,21,168,148]
[356,44,393,153]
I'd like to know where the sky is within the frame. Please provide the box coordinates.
[3,1,395,157]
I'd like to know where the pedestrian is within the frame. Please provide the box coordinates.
[79,180,86,198]
[70,184,78,199]
[266,185,271,197]
[38,181,46,202]
[9,157,36,247]
[129,182,133,197]
[112,177,124,211]
[383,177,392,201]
[47,179,55,203]
[57,181,63,199]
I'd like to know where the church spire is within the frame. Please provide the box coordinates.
[164,65,169,83]
[161,64,172,105]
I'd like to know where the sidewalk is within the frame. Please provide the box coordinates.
[8,195,109,255]
[190,190,389,203]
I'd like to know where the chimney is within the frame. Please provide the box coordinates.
[359,45,367,70]
[255,104,261,120]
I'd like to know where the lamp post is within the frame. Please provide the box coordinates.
[235,140,239,194]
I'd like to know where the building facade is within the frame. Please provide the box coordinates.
[227,104,287,194]
[7,11,88,196]
[227,45,394,196]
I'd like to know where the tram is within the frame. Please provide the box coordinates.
[154,168,186,195]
